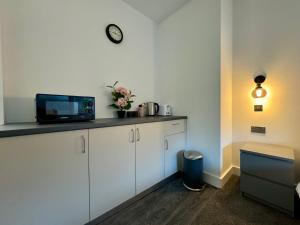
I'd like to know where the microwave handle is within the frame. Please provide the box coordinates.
[34,98,37,119]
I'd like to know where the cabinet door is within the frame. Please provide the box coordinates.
[89,125,136,220]
[136,122,164,194]
[164,132,186,178]
[0,130,89,225]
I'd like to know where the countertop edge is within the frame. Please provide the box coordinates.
[0,116,187,138]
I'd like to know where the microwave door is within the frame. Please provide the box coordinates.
[45,101,79,116]
[36,94,95,123]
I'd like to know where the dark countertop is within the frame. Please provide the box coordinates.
[0,116,187,138]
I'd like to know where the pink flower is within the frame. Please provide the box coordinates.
[115,98,127,108]
[124,93,131,101]
[115,86,129,96]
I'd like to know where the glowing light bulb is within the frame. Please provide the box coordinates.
[256,88,263,97]
[252,86,267,98]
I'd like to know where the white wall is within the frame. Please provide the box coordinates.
[0,0,156,123]
[232,0,300,179]
[156,0,221,176]
[220,0,233,176]
[0,23,4,125]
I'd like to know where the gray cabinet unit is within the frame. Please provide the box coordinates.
[240,143,295,217]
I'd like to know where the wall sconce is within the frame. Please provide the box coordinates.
[252,75,267,111]
[252,75,267,98]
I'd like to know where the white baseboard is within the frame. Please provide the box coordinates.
[203,171,222,188]
[232,166,240,176]
[220,166,233,187]
[203,166,240,189]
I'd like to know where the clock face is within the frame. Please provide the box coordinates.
[106,24,123,44]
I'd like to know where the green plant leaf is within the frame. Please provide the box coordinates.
[123,102,132,110]
[113,81,119,87]
[109,104,120,109]
[112,92,124,99]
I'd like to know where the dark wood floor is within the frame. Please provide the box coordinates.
[97,176,299,225]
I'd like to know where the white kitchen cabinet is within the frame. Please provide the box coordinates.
[89,125,136,220]
[135,122,164,194]
[0,130,89,225]
[0,119,187,224]
[163,119,185,136]
[164,132,186,177]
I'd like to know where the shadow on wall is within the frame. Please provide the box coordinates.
[232,142,248,168]
[222,143,233,175]
[177,150,185,172]
[4,97,36,123]
[3,86,116,123]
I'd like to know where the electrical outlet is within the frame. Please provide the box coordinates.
[251,126,266,134]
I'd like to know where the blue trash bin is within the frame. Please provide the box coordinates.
[183,150,204,191]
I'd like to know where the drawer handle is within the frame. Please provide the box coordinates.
[130,129,135,143]
[165,139,169,150]
[136,128,140,142]
[172,123,180,126]
[81,135,86,154]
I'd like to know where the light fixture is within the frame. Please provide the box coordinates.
[252,75,267,98]
[252,75,267,112]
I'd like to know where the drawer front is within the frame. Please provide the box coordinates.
[240,151,294,186]
[164,120,185,136]
[241,173,294,212]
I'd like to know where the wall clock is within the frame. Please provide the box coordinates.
[106,24,123,44]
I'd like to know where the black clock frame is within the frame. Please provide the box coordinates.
[106,24,123,44]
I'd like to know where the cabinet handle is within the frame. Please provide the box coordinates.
[130,129,135,143]
[172,123,180,126]
[165,139,169,150]
[136,128,140,142]
[81,135,86,154]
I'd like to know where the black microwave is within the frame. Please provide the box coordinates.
[36,94,95,124]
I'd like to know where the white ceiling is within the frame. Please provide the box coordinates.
[123,0,191,23]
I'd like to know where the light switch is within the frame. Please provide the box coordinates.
[254,105,263,112]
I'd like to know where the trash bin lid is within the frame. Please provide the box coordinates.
[184,150,203,160]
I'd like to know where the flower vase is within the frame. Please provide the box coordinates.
[117,110,126,119]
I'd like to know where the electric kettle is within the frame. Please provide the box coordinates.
[147,102,160,116]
